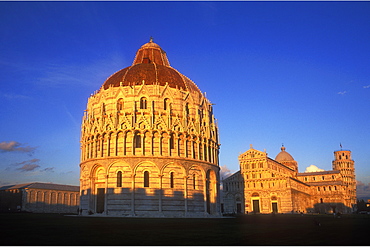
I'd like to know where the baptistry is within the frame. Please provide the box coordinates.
[79,38,221,217]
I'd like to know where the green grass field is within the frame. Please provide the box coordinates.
[1,213,369,245]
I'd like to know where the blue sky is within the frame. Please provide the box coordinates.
[0,1,369,197]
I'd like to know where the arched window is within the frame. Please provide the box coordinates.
[117,171,122,187]
[140,97,147,109]
[185,103,189,115]
[102,103,106,115]
[144,171,149,187]
[320,198,323,203]
[170,172,174,188]
[134,133,141,148]
[193,174,196,189]
[164,98,170,111]
[170,134,174,149]
[117,98,124,111]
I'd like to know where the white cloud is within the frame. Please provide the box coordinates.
[304,164,325,173]
[0,141,36,153]
[1,93,31,100]
[357,180,370,199]
[338,91,347,95]
[13,159,41,172]
[41,167,55,172]
[363,85,370,89]
[17,164,40,172]
[220,165,234,179]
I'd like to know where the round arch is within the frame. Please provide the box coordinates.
[161,162,186,190]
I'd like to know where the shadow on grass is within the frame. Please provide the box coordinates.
[1,213,369,245]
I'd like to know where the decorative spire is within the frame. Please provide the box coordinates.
[281,144,286,152]
[149,36,153,43]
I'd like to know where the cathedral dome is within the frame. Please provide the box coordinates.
[275,146,295,162]
[102,38,201,94]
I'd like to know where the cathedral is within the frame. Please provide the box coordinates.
[222,145,356,215]
[79,39,221,217]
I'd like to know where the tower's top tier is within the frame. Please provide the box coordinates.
[333,150,352,161]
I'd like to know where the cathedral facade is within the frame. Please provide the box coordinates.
[79,39,221,217]
[222,145,356,215]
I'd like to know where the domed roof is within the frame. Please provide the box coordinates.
[275,146,295,162]
[102,38,201,94]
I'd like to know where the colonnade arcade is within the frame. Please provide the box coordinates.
[82,129,219,165]
[80,161,218,215]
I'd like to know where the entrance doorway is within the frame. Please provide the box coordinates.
[252,200,260,213]
[96,188,105,213]
[272,202,278,213]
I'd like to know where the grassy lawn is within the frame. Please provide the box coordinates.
[1,213,369,245]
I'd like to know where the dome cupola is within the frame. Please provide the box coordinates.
[275,145,295,162]
[275,145,298,172]
[102,38,201,94]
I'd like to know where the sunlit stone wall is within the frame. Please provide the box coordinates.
[79,40,221,217]
[222,146,356,215]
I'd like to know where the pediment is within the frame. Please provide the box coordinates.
[239,147,267,160]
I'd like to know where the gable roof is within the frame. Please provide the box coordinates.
[0,182,79,192]
[297,170,340,176]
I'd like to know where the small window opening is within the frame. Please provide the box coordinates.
[144,171,149,187]
[140,97,147,109]
[117,99,124,111]
[117,171,122,187]
[170,172,174,188]
[134,134,141,148]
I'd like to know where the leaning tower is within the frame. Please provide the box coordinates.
[79,39,221,217]
[332,149,356,212]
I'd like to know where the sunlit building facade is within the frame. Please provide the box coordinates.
[222,145,356,214]
[79,39,221,217]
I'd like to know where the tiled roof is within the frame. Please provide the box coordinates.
[222,171,241,181]
[102,39,202,94]
[0,182,79,192]
[305,181,343,186]
[289,176,310,186]
[297,170,340,176]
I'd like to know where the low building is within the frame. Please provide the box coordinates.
[0,182,80,213]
